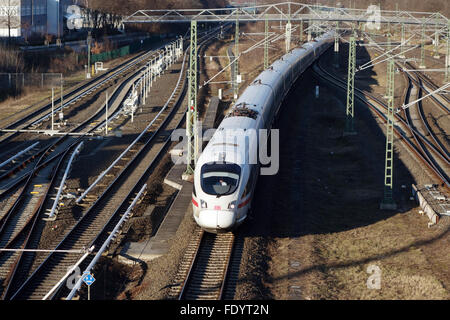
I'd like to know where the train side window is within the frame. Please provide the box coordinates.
[242,166,257,199]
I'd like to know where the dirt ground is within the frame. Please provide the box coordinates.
[0,43,165,128]
[74,30,449,300]
[233,48,449,300]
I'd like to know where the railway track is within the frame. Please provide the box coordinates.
[0,40,180,195]
[0,41,183,299]
[0,66,151,299]
[404,61,450,110]
[169,229,237,300]
[3,27,223,300]
[0,143,79,299]
[401,73,450,184]
[0,41,179,199]
[314,55,450,189]
[412,76,450,161]
[0,42,168,144]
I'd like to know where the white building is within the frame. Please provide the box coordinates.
[0,0,77,38]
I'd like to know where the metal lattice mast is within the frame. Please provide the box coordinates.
[334,21,339,53]
[420,21,426,68]
[285,3,291,53]
[399,23,406,58]
[334,21,340,68]
[446,21,450,83]
[286,20,292,53]
[381,56,397,209]
[265,14,269,69]
[87,31,92,79]
[307,19,312,41]
[385,33,392,98]
[433,29,440,58]
[344,35,356,135]
[299,20,303,42]
[185,20,198,176]
[234,10,240,100]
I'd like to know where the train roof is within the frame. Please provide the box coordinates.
[197,31,335,168]
[200,121,259,166]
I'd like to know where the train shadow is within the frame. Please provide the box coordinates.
[241,44,420,239]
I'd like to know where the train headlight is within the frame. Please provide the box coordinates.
[200,200,208,209]
[228,201,237,210]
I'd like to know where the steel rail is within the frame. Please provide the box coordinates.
[9,50,188,300]
[0,143,40,171]
[314,60,450,188]
[410,75,450,161]
[178,231,235,300]
[76,44,187,203]
[406,61,450,105]
[0,37,189,258]
[0,40,174,190]
[0,42,168,138]
[0,44,182,300]
[47,142,84,220]
[6,26,219,301]
[0,142,77,300]
[29,40,178,128]
[0,47,163,201]
[401,76,450,184]
[64,184,147,300]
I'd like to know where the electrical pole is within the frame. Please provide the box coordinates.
[344,35,356,136]
[234,10,240,101]
[264,14,269,69]
[56,0,61,46]
[87,31,92,79]
[308,19,312,41]
[385,33,392,98]
[299,19,303,43]
[399,23,405,58]
[51,88,55,132]
[380,56,397,210]
[433,29,440,59]
[285,3,291,53]
[334,21,339,53]
[334,21,340,68]
[420,21,426,69]
[60,74,64,119]
[105,91,109,136]
[285,20,292,53]
[143,71,146,105]
[185,20,198,177]
[446,21,450,83]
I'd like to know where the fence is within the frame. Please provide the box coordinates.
[0,73,63,90]
[90,37,157,63]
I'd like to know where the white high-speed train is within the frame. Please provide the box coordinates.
[193,31,334,233]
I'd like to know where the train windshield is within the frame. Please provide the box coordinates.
[201,162,241,197]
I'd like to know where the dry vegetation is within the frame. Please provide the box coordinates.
[0,44,24,73]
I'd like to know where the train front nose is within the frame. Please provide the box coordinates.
[198,210,236,233]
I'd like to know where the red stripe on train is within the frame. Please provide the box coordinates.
[238,197,251,209]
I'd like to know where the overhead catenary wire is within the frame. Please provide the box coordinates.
[396,82,450,113]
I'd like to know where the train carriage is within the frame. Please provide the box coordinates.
[193,31,334,233]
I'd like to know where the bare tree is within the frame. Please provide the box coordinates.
[0,0,20,42]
